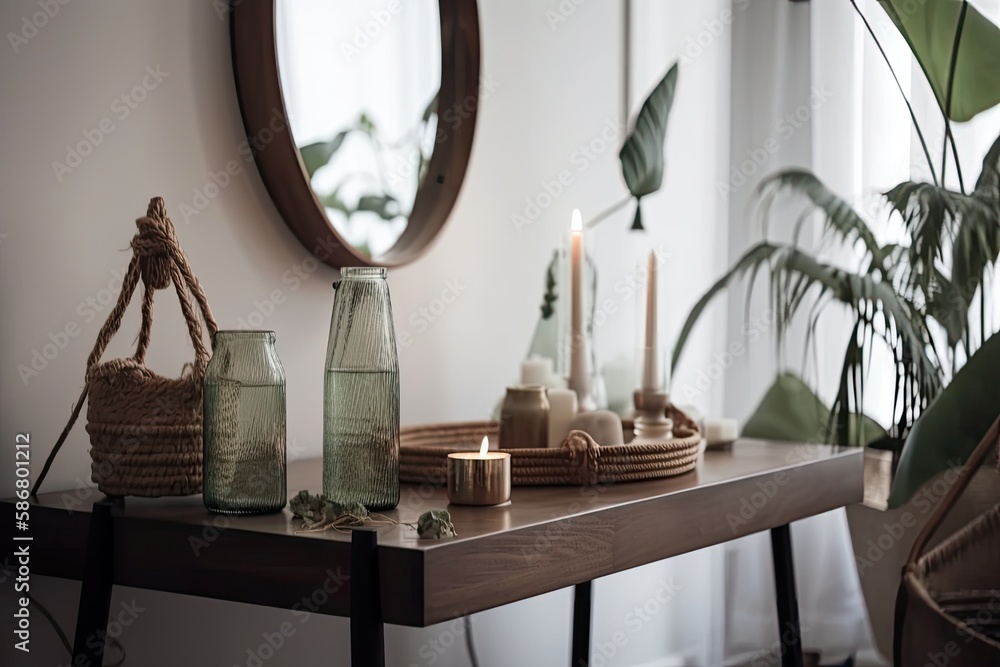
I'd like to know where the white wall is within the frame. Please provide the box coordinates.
[1,1,731,665]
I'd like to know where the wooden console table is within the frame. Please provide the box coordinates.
[5,439,862,666]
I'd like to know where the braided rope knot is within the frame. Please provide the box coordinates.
[131,197,178,290]
[563,430,600,485]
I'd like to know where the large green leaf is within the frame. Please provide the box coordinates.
[742,372,887,446]
[299,130,349,178]
[888,333,1000,507]
[878,0,1000,121]
[619,62,678,230]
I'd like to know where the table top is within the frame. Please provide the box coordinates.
[4,439,862,627]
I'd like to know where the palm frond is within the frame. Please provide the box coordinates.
[756,169,886,269]
[672,241,945,414]
[884,182,995,298]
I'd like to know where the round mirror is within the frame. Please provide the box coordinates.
[232,0,480,267]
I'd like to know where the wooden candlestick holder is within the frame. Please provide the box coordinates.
[631,389,674,444]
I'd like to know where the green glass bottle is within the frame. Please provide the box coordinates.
[203,330,287,514]
[323,267,400,511]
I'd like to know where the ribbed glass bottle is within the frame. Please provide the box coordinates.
[203,331,287,514]
[323,267,400,510]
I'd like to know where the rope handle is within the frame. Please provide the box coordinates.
[904,415,1000,569]
[86,197,217,373]
[31,197,216,497]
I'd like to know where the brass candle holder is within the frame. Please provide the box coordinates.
[631,388,674,444]
[447,438,512,506]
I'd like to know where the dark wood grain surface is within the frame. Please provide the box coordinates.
[4,440,862,626]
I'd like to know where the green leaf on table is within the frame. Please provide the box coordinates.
[888,333,1000,508]
[299,131,349,178]
[742,372,886,446]
[878,0,1000,121]
[619,61,678,230]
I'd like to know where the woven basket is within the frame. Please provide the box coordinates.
[34,198,217,498]
[895,416,1000,666]
[400,405,701,486]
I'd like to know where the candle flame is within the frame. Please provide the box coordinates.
[479,436,489,457]
[571,208,582,232]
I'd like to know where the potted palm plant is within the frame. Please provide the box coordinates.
[670,1,1000,657]
[673,0,1000,508]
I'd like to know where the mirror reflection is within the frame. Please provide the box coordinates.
[276,0,441,259]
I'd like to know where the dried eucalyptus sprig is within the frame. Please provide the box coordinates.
[417,509,457,539]
[289,490,456,539]
[289,490,368,530]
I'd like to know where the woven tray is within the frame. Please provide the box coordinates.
[400,406,701,486]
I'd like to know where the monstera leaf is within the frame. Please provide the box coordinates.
[878,0,1000,121]
[888,333,1000,507]
[619,62,678,230]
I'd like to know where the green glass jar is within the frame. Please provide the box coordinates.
[323,267,400,511]
[203,330,287,514]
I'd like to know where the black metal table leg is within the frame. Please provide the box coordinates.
[770,523,804,667]
[571,580,593,666]
[350,528,385,667]
[72,497,116,664]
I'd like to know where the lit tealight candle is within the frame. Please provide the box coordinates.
[447,437,512,506]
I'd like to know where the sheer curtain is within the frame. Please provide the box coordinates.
[723,1,870,664]
[724,0,1000,664]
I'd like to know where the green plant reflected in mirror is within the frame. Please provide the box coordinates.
[278,0,441,259]
[232,0,480,268]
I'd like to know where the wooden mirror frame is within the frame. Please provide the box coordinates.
[231,0,481,268]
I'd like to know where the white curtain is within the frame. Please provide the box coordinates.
[724,0,1000,665]
[723,1,872,664]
